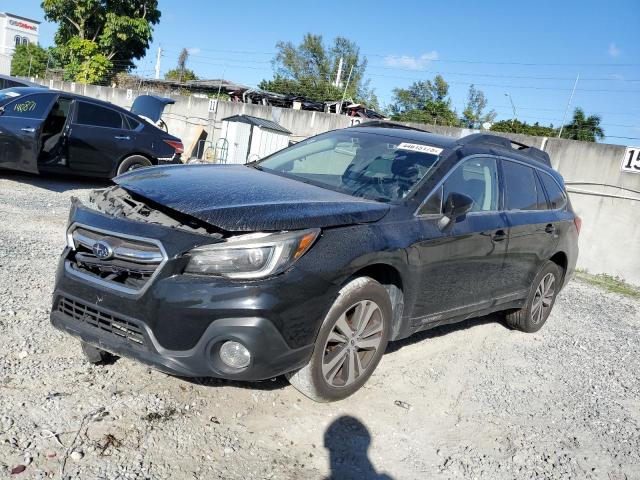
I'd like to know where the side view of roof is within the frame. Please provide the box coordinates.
[349,121,551,168]
[456,133,551,167]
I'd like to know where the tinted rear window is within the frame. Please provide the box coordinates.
[539,172,567,210]
[76,102,124,129]
[503,160,538,211]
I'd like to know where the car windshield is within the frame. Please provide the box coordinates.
[0,89,25,102]
[257,130,443,202]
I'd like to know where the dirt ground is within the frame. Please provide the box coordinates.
[0,171,638,480]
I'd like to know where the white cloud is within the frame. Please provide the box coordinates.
[384,51,438,70]
[607,42,620,58]
[187,47,201,56]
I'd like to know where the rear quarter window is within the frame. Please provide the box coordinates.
[539,171,567,210]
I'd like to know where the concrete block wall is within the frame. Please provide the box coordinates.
[34,79,640,286]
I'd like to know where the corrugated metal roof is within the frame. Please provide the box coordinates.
[221,114,292,135]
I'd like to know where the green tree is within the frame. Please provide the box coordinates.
[460,85,496,129]
[388,75,458,125]
[560,108,605,142]
[164,48,197,82]
[259,33,377,107]
[490,119,557,137]
[10,43,51,77]
[42,0,160,83]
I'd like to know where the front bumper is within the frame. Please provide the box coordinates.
[49,201,339,380]
[51,293,313,379]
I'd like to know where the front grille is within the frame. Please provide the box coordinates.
[66,226,166,294]
[57,297,146,348]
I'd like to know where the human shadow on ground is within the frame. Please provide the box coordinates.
[323,415,393,480]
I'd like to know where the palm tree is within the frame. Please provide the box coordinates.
[560,108,605,142]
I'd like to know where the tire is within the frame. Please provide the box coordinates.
[505,261,562,333]
[116,155,153,176]
[80,341,114,364]
[287,277,392,402]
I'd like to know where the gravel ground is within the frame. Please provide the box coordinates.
[0,170,638,480]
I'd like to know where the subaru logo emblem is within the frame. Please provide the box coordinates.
[92,241,114,260]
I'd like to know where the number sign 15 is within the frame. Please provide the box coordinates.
[621,147,640,174]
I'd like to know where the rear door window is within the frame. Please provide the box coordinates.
[75,101,124,129]
[539,171,567,210]
[503,160,539,211]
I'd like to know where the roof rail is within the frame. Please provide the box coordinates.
[350,120,430,133]
[457,133,551,167]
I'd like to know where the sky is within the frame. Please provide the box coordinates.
[7,0,640,145]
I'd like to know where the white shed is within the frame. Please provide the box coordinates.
[220,114,292,164]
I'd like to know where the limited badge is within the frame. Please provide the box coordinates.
[396,143,443,155]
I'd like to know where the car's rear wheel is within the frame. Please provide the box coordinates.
[116,155,153,176]
[505,260,562,333]
[287,277,392,402]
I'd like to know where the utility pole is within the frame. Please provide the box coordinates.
[558,74,579,138]
[154,47,162,80]
[334,57,343,87]
[504,93,517,128]
[28,54,32,77]
[339,63,354,114]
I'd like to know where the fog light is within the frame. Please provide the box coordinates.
[219,341,251,369]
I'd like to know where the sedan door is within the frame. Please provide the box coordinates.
[0,92,57,174]
[500,159,560,294]
[67,101,135,176]
[409,156,510,325]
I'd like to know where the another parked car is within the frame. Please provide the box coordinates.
[0,87,183,178]
[0,74,47,90]
[50,124,579,402]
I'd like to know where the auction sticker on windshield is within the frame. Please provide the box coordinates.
[397,143,443,155]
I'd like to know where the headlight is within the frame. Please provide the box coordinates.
[184,229,320,279]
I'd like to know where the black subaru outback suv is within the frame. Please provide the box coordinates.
[50,124,579,402]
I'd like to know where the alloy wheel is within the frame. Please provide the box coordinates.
[321,300,384,388]
[531,273,555,324]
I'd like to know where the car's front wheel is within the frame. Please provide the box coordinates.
[505,260,562,333]
[287,277,392,402]
[116,155,153,176]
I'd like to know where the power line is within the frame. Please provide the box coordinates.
[157,44,640,67]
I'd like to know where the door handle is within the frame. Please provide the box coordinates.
[545,224,556,234]
[114,135,130,140]
[21,127,36,133]
[492,229,507,241]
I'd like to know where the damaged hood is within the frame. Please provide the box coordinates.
[114,164,390,231]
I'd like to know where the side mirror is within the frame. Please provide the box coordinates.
[438,192,473,230]
[0,105,4,116]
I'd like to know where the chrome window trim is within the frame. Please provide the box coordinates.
[64,222,168,297]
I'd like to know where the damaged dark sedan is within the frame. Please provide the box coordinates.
[0,88,183,178]
[50,125,579,402]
